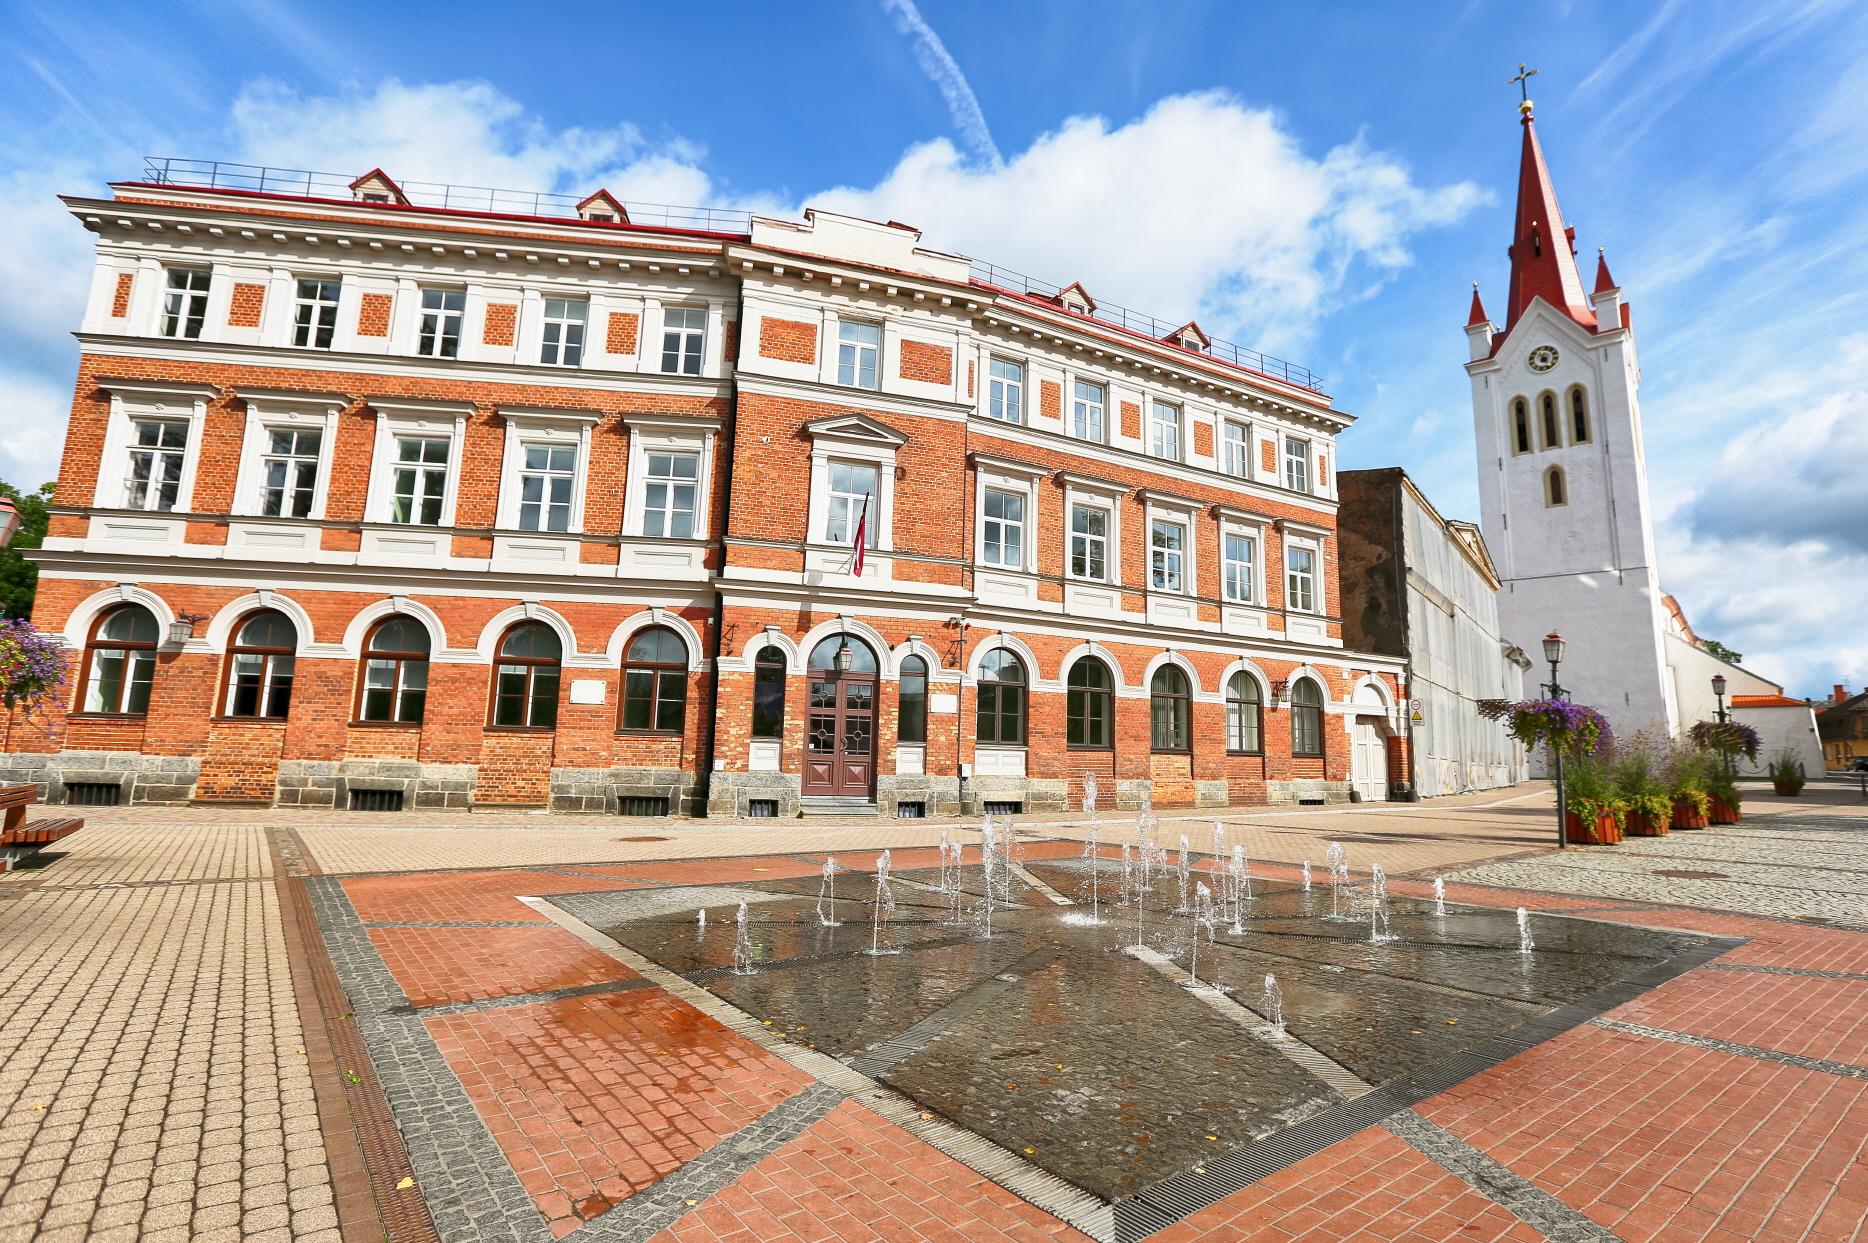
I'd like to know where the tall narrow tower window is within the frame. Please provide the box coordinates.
[1569,387,1591,444]
[1544,466,1567,507]
[1511,398,1531,454]
[1540,393,1560,449]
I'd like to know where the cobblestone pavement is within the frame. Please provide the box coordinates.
[2,795,1864,1241]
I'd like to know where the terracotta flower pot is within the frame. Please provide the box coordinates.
[1671,798,1708,830]
[1773,781,1802,797]
[1709,798,1739,825]
[1624,810,1667,837]
[1565,811,1618,844]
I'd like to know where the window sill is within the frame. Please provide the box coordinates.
[209,716,289,725]
[66,712,149,722]
[484,725,556,734]
[1066,743,1114,752]
[1226,749,1266,758]
[1150,747,1192,756]
[349,720,424,729]
[614,729,685,739]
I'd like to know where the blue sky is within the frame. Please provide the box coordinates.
[3,0,1864,697]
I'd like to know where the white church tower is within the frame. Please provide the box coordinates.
[1464,90,1678,738]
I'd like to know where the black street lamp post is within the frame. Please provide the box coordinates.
[1712,673,1733,778]
[1543,632,1568,851]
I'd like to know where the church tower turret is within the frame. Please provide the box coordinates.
[1465,84,1678,738]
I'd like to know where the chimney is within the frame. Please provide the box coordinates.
[1837,683,1849,705]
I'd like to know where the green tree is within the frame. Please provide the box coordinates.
[1702,638,1743,665]
[0,480,53,619]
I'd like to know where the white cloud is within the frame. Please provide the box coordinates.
[808,92,1485,360]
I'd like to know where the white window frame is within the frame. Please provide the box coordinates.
[804,416,904,554]
[1149,400,1182,462]
[987,357,1024,424]
[1061,473,1124,586]
[1068,503,1110,581]
[497,413,592,533]
[1071,378,1106,443]
[1223,530,1259,604]
[365,400,472,527]
[1284,532,1324,615]
[160,267,211,340]
[980,486,1027,569]
[1150,518,1188,594]
[971,456,1045,575]
[622,414,720,540]
[539,296,589,367]
[96,382,215,514]
[659,305,707,376]
[415,286,465,358]
[837,319,882,389]
[291,277,341,349]
[230,390,344,520]
[825,460,882,547]
[1143,493,1199,596]
[1283,436,1311,493]
[1221,420,1250,477]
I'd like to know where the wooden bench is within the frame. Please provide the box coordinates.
[0,784,85,872]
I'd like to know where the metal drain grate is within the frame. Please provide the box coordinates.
[895,801,926,819]
[349,788,405,812]
[64,781,123,807]
[617,795,670,817]
[983,800,1022,816]
[746,799,778,819]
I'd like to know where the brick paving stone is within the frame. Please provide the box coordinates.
[1417,1022,1868,1242]
[343,870,647,925]
[1604,968,1868,1069]
[426,990,813,1237]
[645,1099,1095,1243]
[368,925,638,1009]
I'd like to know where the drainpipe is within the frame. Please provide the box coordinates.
[698,294,741,817]
[1393,475,1418,801]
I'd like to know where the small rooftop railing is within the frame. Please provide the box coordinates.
[137,156,756,235]
[134,157,1322,394]
[969,261,1323,393]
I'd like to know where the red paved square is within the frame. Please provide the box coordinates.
[1608,968,1868,1068]
[344,869,645,923]
[647,1099,1095,1242]
[368,924,636,1008]
[1152,1124,1540,1243]
[428,989,813,1236]
[1418,1023,1868,1242]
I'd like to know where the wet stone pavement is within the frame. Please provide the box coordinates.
[573,855,1727,1213]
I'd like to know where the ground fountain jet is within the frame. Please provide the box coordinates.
[1302,859,1312,892]
[1367,862,1398,944]
[1228,844,1248,934]
[1262,973,1285,1037]
[1188,881,1217,987]
[1433,876,1447,918]
[1080,775,1103,925]
[867,849,900,956]
[732,901,755,976]
[1517,907,1535,953]
[976,820,998,939]
[1118,841,1133,908]
[1325,843,1351,921]
[817,855,844,927]
[696,908,706,938]
[1175,834,1192,913]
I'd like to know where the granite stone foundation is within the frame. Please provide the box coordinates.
[550,766,702,816]
[1268,778,1351,805]
[0,751,201,805]
[705,770,802,819]
[877,774,963,818]
[275,760,476,811]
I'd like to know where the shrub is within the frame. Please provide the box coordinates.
[1613,733,1674,825]
[1768,750,1806,791]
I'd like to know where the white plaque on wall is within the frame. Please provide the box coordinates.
[568,679,607,705]
[929,692,959,714]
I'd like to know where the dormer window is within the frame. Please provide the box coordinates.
[1165,320,1211,353]
[347,168,409,206]
[1057,281,1096,316]
[576,190,629,225]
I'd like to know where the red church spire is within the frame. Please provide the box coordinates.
[1467,282,1489,327]
[1503,101,1596,333]
[1593,247,1616,293]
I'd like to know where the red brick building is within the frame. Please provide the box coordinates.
[2,161,1406,815]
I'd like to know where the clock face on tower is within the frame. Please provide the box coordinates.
[1527,344,1560,373]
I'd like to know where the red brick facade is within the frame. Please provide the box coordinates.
[8,180,1400,816]
[227,282,266,328]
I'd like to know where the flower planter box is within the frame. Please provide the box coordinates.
[1624,810,1668,837]
[1671,799,1708,830]
[1564,811,1621,845]
[1772,781,1803,797]
[1709,798,1740,825]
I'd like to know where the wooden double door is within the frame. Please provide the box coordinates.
[802,669,876,798]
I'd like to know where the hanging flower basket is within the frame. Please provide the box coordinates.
[0,618,68,720]
[1688,720,1762,764]
[1480,698,1612,760]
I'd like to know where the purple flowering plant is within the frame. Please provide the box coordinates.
[1688,719,1761,763]
[0,617,70,717]
[1478,696,1612,760]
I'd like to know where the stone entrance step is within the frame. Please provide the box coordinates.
[800,796,881,817]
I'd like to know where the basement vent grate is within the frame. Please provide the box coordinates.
[1298,798,1327,806]
[746,799,779,819]
[983,800,1022,816]
[65,781,123,807]
[895,801,926,819]
[349,788,405,812]
[618,795,671,817]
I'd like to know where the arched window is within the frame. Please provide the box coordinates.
[750,645,787,740]
[1540,392,1560,448]
[1569,387,1591,444]
[358,615,430,723]
[1150,665,1192,752]
[80,604,158,715]
[1511,398,1531,455]
[225,609,297,719]
[1545,466,1567,508]
[1290,679,1324,757]
[808,635,879,674]
[1066,658,1113,749]
[621,626,688,734]
[1226,672,1263,754]
[491,622,560,728]
[976,648,1026,745]
[898,655,928,745]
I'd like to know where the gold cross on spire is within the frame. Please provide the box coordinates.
[1510,62,1539,104]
